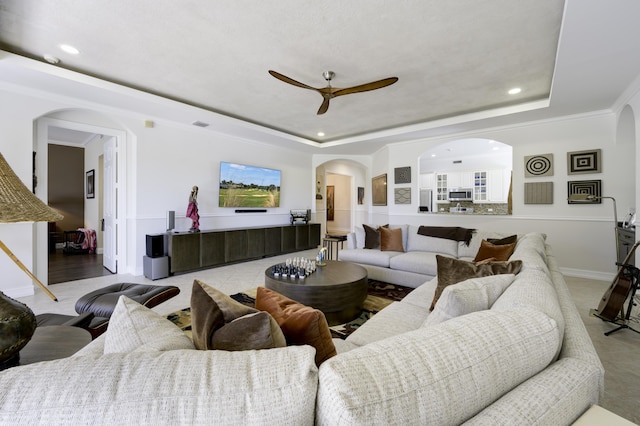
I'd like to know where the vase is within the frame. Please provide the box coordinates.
[0,291,37,369]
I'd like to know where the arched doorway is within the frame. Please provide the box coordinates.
[34,112,130,285]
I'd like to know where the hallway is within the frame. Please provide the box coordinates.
[48,250,113,284]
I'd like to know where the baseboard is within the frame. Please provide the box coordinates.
[559,267,614,282]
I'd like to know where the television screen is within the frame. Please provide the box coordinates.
[219,161,281,208]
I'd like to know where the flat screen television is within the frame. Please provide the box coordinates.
[219,161,281,208]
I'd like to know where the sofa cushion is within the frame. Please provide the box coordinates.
[510,232,549,273]
[473,239,516,262]
[256,287,336,366]
[388,251,442,277]
[317,309,560,425]
[103,296,194,354]
[339,248,402,268]
[424,274,516,326]
[491,268,565,355]
[406,225,459,257]
[345,301,429,347]
[0,346,319,425]
[380,226,404,252]
[400,277,438,309]
[432,256,523,310]
[190,279,286,351]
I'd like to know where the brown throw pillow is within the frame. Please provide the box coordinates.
[380,226,404,252]
[256,287,337,366]
[363,224,381,249]
[211,311,286,351]
[190,279,285,351]
[431,255,523,311]
[473,239,517,262]
[487,235,518,245]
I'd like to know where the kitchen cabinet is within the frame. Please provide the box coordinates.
[473,169,508,203]
[436,173,448,201]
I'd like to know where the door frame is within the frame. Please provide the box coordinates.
[34,117,128,284]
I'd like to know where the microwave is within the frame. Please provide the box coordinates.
[448,189,473,201]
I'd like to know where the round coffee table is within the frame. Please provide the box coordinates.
[264,260,368,325]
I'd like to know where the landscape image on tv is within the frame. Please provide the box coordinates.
[219,161,281,208]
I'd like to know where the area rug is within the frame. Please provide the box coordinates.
[166,280,413,340]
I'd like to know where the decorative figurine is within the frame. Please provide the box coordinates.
[186,185,200,232]
[317,246,327,266]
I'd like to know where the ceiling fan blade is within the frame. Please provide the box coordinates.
[317,97,330,115]
[333,77,399,97]
[268,70,318,91]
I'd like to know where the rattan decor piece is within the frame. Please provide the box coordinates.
[0,153,62,223]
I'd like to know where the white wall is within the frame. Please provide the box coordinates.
[370,112,635,279]
[2,73,639,298]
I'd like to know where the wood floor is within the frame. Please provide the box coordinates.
[48,250,114,284]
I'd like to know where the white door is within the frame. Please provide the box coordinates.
[103,138,117,273]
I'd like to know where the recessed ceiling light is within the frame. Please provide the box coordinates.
[317,132,325,137]
[492,147,499,151]
[431,154,436,157]
[59,44,80,55]
[508,87,522,95]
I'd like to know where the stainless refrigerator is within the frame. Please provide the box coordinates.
[419,189,433,212]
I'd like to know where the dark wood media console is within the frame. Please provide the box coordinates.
[168,223,321,274]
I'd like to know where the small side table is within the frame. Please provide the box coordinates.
[323,234,347,260]
[19,325,91,365]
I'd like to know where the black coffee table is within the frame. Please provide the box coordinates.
[264,260,368,325]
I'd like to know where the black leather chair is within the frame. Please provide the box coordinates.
[36,283,180,339]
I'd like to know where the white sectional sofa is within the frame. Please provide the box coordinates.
[341,224,517,287]
[0,231,604,425]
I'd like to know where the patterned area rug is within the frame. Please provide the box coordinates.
[166,280,413,340]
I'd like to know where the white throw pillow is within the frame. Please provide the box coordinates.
[103,296,195,354]
[424,274,516,326]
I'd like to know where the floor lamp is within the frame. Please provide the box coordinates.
[568,193,619,264]
[0,153,62,302]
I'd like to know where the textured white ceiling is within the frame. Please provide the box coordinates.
[0,0,563,142]
[1,0,640,156]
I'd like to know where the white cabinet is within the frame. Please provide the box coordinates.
[473,171,488,202]
[488,169,505,202]
[436,173,448,201]
[473,169,509,203]
[459,171,474,189]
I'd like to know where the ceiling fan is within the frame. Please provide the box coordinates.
[268,70,399,115]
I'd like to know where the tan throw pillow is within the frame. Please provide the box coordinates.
[190,279,285,351]
[256,287,337,366]
[431,255,523,311]
[473,239,516,262]
[380,226,404,252]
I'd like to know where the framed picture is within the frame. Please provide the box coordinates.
[372,173,387,206]
[567,149,601,175]
[86,169,95,199]
[394,166,411,184]
[357,187,364,205]
[326,185,334,221]
[567,180,601,204]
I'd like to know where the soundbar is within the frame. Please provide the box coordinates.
[235,209,267,213]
